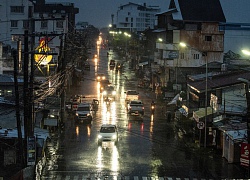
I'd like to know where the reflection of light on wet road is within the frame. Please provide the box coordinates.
[111,146,119,172]
[110,101,116,124]
[96,146,103,170]
[76,126,79,138]
[87,125,91,137]
[97,82,100,96]
[150,115,154,140]
[96,145,120,174]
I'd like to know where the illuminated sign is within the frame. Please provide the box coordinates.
[34,37,53,65]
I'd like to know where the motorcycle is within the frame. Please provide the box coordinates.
[104,97,111,109]
[92,99,99,111]
[151,104,155,114]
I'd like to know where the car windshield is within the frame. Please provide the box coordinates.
[100,127,116,133]
[127,91,138,95]
[77,107,90,111]
[130,101,142,105]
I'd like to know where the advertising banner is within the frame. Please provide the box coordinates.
[240,142,250,167]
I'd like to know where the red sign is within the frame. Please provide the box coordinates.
[240,142,250,167]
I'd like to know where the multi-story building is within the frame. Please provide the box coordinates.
[152,0,226,91]
[0,0,78,73]
[116,2,160,33]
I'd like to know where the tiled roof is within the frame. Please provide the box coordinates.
[188,70,250,93]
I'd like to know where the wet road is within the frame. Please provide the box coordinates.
[40,44,247,179]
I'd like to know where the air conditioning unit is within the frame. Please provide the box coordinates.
[221,63,227,71]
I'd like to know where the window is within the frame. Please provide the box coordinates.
[193,54,200,59]
[180,52,184,59]
[23,20,29,29]
[10,6,24,13]
[56,20,63,28]
[205,35,212,41]
[125,17,128,22]
[128,12,130,16]
[41,21,48,28]
[11,20,18,27]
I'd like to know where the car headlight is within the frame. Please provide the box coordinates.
[87,113,91,116]
[112,91,116,95]
[98,135,102,139]
[112,134,117,139]
[76,113,79,116]
[103,91,107,95]
[102,77,105,80]
[97,77,100,80]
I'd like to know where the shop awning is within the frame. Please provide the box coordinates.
[193,107,214,122]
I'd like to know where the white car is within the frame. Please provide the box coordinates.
[97,124,118,146]
[124,90,139,102]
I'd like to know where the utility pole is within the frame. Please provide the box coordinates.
[13,49,24,168]
[23,30,29,166]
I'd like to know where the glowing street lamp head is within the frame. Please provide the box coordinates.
[242,49,250,56]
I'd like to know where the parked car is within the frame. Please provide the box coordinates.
[127,100,144,115]
[124,90,139,102]
[75,103,93,123]
[97,124,118,146]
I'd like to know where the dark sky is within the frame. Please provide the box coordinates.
[47,0,170,28]
[46,0,250,29]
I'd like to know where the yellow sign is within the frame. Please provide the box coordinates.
[34,37,53,65]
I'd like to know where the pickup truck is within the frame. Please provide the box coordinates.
[127,100,144,115]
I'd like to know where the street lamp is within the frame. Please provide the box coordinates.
[180,42,208,147]
[158,38,181,90]
[124,32,131,62]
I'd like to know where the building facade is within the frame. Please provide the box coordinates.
[116,2,160,33]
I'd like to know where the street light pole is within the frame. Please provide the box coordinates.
[204,54,208,148]
[180,42,208,147]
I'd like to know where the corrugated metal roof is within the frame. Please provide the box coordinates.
[188,71,250,93]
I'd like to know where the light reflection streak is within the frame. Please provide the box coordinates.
[150,115,154,140]
[111,146,119,172]
[110,101,116,124]
[87,125,91,137]
[96,146,103,170]
[75,126,79,138]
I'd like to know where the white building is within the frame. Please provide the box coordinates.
[0,0,78,73]
[116,2,160,33]
[0,0,32,49]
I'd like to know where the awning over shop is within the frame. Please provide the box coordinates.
[167,93,181,105]
[193,107,214,122]
[139,61,148,66]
